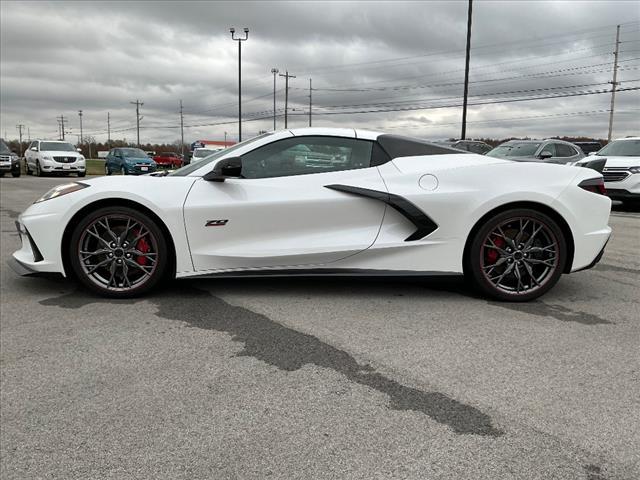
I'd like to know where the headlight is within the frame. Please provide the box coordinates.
[629,166,640,174]
[34,182,89,203]
[78,156,85,162]
[41,154,52,160]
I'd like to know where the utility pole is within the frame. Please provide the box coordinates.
[130,99,143,147]
[279,71,296,128]
[179,100,185,158]
[224,131,228,147]
[309,78,312,127]
[271,68,279,130]
[16,124,24,158]
[27,127,30,143]
[107,112,111,149]
[57,115,66,140]
[461,0,473,140]
[78,110,83,144]
[230,27,249,142]
[607,24,621,142]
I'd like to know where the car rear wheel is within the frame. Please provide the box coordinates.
[69,206,168,298]
[467,208,567,301]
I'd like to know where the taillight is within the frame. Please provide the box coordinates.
[578,177,606,195]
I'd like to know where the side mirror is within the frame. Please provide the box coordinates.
[30,147,38,151]
[588,151,597,156]
[539,151,553,159]
[203,157,242,182]
[77,148,82,152]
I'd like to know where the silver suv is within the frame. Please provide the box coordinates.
[486,139,584,164]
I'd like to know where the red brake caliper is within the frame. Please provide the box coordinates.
[133,229,150,265]
[487,236,505,264]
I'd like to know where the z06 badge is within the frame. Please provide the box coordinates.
[205,219,229,227]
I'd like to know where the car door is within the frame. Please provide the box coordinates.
[183,135,388,272]
[537,143,556,162]
[26,141,36,168]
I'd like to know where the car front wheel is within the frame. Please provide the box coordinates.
[467,208,567,301]
[68,206,168,298]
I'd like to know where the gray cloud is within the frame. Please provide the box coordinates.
[1,0,638,145]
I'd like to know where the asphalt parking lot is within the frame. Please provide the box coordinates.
[1,176,638,480]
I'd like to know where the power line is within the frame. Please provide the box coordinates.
[290,86,640,116]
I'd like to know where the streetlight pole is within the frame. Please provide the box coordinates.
[271,68,279,130]
[461,0,473,140]
[78,110,83,145]
[230,27,249,142]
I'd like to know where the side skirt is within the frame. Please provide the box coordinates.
[185,268,463,280]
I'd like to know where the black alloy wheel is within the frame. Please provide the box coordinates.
[468,208,566,301]
[69,206,168,297]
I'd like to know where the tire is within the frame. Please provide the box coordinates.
[12,169,21,178]
[105,164,112,176]
[35,160,42,177]
[121,166,127,175]
[68,206,169,298]
[466,208,567,302]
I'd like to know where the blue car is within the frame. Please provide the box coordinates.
[105,148,157,175]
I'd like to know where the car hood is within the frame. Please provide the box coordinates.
[577,155,640,168]
[41,150,82,157]
[123,157,154,163]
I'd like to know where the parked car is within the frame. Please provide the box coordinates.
[153,152,184,169]
[574,137,640,206]
[105,148,157,175]
[191,147,223,163]
[486,139,584,164]
[436,140,492,155]
[574,141,602,155]
[25,140,86,177]
[0,139,21,178]
[10,128,610,302]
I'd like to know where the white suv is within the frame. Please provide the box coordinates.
[25,140,86,177]
[576,137,640,206]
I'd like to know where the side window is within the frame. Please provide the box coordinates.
[556,144,576,157]
[540,143,556,157]
[240,136,374,179]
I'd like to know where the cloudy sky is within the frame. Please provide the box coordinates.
[1,0,638,145]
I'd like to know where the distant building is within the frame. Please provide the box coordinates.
[190,140,236,150]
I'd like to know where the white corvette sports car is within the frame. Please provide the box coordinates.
[9,128,611,301]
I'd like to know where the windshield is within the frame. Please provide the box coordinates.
[170,133,272,176]
[487,143,541,158]
[193,149,219,158]
[597,139,640,157]
[41,142,76,152]
[120,148,148,158]
[0,140,10,154]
